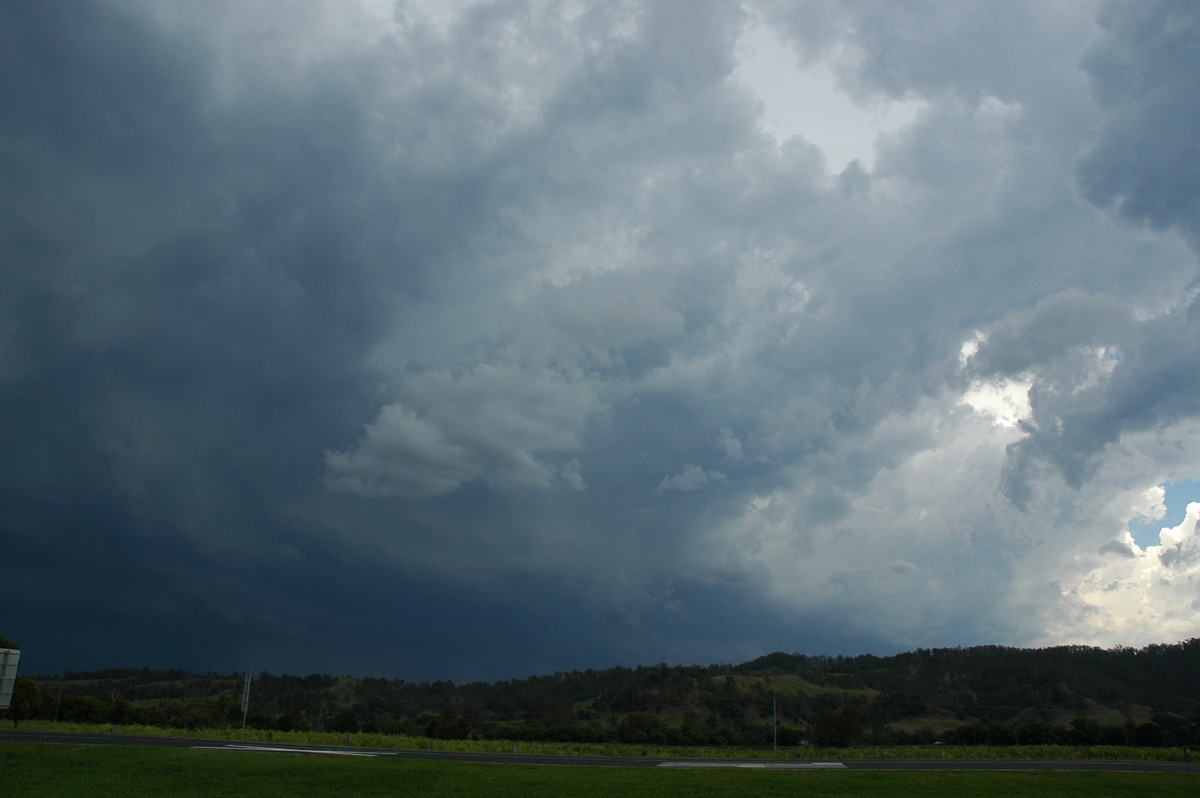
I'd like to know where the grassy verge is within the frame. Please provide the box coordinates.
[4,719,1194,762]
[1,743,1196,798]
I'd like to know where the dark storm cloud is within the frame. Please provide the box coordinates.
[995,0,1200,504]
[1075,0,1200,242]
[4,0,1200,680]
[0,0,434,666]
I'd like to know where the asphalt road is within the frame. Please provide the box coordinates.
[3,730,1198,774]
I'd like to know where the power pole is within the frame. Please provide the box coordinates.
[773,693,778,751]
[240,672,251,740]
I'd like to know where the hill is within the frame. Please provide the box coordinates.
[16,639,1200,747]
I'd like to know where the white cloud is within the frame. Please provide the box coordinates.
[1128,484,1168,528]
[323,404,478,498]
[325,364,599,497]
[696,392,1029,645]
[561,458,588,492]
[1043,503,1200,648]
[960,377,1033,429]
[717,428,744,461]
[733,16,926,171]
[655,464,727,496]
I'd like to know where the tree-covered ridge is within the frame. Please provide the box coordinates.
[12,639,1200,747]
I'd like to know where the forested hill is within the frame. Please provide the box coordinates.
[21,639,1200,747]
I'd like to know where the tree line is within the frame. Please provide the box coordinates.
[3,636,1198,748]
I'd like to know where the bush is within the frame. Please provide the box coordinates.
[330,709,360,734]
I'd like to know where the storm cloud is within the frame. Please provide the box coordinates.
[3,0,1199,682]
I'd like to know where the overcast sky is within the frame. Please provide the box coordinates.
[3,0,1200,683]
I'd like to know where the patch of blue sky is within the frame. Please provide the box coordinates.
[1128,479,1200,548]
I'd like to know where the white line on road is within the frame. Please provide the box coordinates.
[658,761,847,769]
[191,744,378,757]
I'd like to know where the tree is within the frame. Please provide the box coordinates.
[617,714,670,744]
[331,708,360,734]
[1069,717,1103,745]
[0,635,18,649]
[213,692,235,728]
[424,715,469,740]
[1132,721,1165,747]
[813,704,863,747]
[9,679,45,728]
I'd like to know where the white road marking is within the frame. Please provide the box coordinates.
[191,744,378,757]
[658,761,846,769]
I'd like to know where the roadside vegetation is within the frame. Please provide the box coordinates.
[3,719,1196,764]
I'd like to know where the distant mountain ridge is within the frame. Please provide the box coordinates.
[21,639,1200,747]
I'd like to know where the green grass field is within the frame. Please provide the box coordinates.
[6,718,1196,763]
[1,742,1197,798]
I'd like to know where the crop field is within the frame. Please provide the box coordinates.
[2,742,1197,798]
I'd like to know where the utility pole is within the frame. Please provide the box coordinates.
[240,672,251,740]
[772,693,778,751]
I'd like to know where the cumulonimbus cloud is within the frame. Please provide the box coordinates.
[4,0,1200,680]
